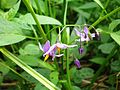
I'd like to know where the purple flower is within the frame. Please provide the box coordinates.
[74,26,96,42]
[74,59,81,68]
[78,47,84,54]
[42,40,77,61]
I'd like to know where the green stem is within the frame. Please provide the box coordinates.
[48,0,53,17]
[34,0,42,15]
[23,0,47,42]
[45,0,49,16]
[30,25,39,43]
[63,0,68,25]
[89,45,118,88]
[89,7,120,30]
[66,49,72,90]
[62,0,72,89]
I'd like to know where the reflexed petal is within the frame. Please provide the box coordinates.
[56,43,77,49]
[91,33,95,37]
[74,28,81,37]
[74,59,81,68]
[66,44,77,48]
[56,43,68,49]
[84,26,89,35]
[38,42,43,51]
[55,54,64,57]
[43,40,50,53]
[43,44,56,57]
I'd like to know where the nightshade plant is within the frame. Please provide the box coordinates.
[0,0,120,90]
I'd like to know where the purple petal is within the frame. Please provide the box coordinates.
[52,54,56,61]
[49,48,56,57]
[84,26,89,35]
[43,44,57,57]
[81,35,90,42]
[56,43,68,49]
[43,40,50,53]
[74,59,81,68]
[56,43,77,49]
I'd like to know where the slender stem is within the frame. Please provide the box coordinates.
[45,0,49,16]
[30,25,43,50]
[48,0,53,17]
[89,7,120,30]
[23,0,47,42]
[66,49,72,90]
[62,0,72,89]
[63,0,68,25]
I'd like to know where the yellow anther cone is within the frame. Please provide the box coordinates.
[44,54,49,61]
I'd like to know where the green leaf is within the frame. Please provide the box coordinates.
[72,86,81,90]
[94,0,104,10]
[51,31,58,45]
[71,67,94,84]
[0,62,10,75]
[0,16,26,46]
[20,13,62,25]
[50,71,59,85]
[21,68,51,83]
[18,55,40,66]
[0,0,18,9]
[35,83,48,90]
[18,55,55,70]
[73,9,90,19]
[38,60,55,71]
[90,57,106,65]
[106,75,116,86]
[0,75,3,84]
[30,0,45,14]
[19,43,42,57]
[110,31,120,46]
[109,19,120,32]
[111,60,120,72]
[78,2,98,9]
[98,42,115,54]
[0,16,23,34]
[0,34,26,46]
[5,0,21,20]
[100,33,110,43]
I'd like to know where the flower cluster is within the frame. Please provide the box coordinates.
[74,26,99,54]
[74,26,99,68]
